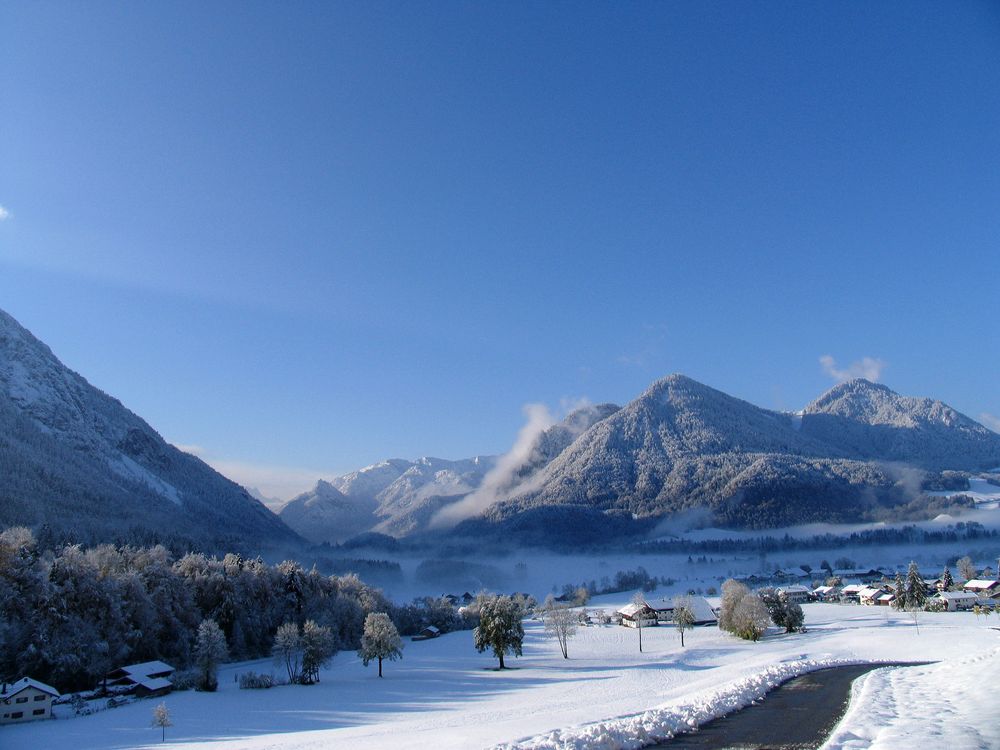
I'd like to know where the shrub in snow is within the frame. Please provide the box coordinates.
[170,668,200,691]
[238,672,275,689]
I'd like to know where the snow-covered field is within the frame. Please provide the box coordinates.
[11,601,999,750]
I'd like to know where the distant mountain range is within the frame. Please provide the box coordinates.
[282,375,1000,543]
[0,308,301,551]
[3,306,998,551]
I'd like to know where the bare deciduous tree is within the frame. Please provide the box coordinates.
[543,605,578,659]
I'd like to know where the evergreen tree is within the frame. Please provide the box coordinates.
[473,595,524,669]
[905,561,927,610]
[892,572,906,611]
[358,612,403,677]
[941,566,954,591]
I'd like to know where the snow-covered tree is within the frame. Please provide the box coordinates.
[473,595,524,669]
[151,702,172,742]
[358,612,403,677]
[731,594,770,641]
[956,556,977,582]
[193,619,228,691]
[905,561,927,610]
[300,620,336,684]
[718,579,750,633]
[543,605,577,659]
[273,622,302,683]
[672,597,695,647]
[941,566,954,591]
[890,572,905,611]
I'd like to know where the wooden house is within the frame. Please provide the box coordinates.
[1,677,59,724]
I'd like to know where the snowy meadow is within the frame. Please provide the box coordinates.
[12,600,998,750]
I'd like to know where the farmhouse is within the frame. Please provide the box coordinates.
[105,660,175,697]
[1,677,59,724]
[776,584,812,604]
[834,568,885,583]
[647,595,718,625]
[812,585,839,601]
[962,580,1000,598]
[858,586,888,606]
[412,625,441,641]
[934,591,978,612]
[840,584,866,602]
[616,601,658,628]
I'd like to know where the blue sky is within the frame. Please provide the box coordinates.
[2,2,999,500]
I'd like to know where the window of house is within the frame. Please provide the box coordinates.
[11,711,23,719]
[33,708,45,716]
[15,696,28,703]
[34,694,47,701]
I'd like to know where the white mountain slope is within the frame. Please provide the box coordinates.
[0,308,301,550]
[279,404,621,543]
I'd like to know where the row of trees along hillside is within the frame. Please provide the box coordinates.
[0,527,400,691]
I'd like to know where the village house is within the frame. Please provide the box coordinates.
[1,677,59,724]
[812,585,839,601]
[834,568,885,584]
[411,625,441,641]
[104,660,175,698]
[776,584,812,604]
[647,595,718,625]
[934,591,979,612]
[858,585,889,606]
[962,579,1000,598]
[840,583,866,603]
[616,601,658,628]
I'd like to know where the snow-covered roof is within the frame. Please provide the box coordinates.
[936,591,978,601]
[777,585,811,594]
[858,586,886,599]
[648,596,717,623]
[114,660,174,678]
[841,584,865,594]
[813,586,837,594]
[1,677,59,699]
[135,677,173,692]
[617,602,654,618]
[876,593,895,601]
[963,579,999,590]
[422,625,441,634]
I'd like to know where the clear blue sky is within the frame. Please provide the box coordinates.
[2,2,999,499]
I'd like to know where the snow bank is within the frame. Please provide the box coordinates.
[496,657,865,750]
[821,646,1000,750]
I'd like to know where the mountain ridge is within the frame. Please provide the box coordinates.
[0,308,302,551]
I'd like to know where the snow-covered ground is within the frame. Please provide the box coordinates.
[11,601,999,750]
[928,476,1000,510]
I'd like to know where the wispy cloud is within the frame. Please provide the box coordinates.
[0,205,10,221]
[430,403,557,529]
[171,441,329,508]
[979,413,1000,434]
[819,354,886,383]
[617,323,669,368]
